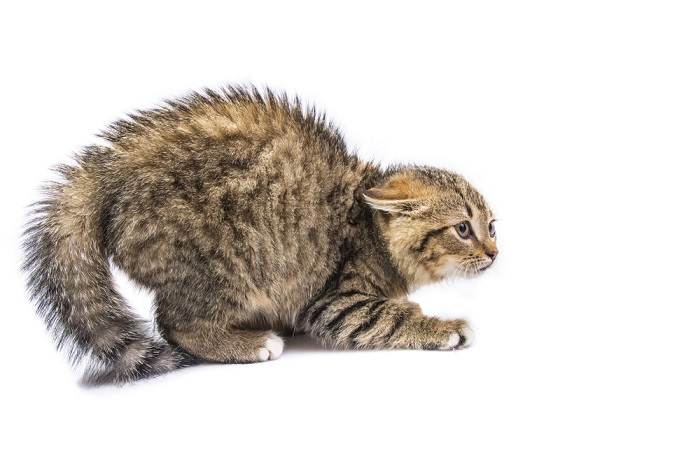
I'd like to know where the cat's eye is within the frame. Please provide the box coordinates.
[488,220,496,238]
[455,222,471,239]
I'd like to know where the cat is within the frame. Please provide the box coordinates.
[23,87,498,385]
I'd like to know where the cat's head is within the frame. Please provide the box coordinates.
[364,166,497,288]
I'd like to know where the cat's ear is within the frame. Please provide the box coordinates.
[363,176,427,214]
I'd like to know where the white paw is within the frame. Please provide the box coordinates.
[441,332,461,350]
[461,323,474,348]
[257,334,284,361]
[440,323,474,350]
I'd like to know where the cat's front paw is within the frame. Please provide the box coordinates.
[439,320,474,350]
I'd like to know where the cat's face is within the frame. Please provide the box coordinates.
[365,167,497,287]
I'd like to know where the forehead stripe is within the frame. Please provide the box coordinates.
[465,202,473,218]
[456,191,473,218]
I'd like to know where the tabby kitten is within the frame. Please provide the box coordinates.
[23,87,498,385]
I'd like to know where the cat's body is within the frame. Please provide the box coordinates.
[23,87,498,385]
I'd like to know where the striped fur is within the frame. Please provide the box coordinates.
[23,86,497,385]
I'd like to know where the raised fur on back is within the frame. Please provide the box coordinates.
[23,86,497,385]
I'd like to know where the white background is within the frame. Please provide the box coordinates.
[1,1,698,464]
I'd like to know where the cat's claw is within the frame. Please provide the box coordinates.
[257,334,284,361]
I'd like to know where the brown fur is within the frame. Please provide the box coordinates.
[23,86,497,384]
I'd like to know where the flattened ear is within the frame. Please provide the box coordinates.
[362,176,426,214]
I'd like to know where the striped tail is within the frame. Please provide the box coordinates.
[22,146,192,385]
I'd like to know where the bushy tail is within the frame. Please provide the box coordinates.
[22,146,192,385]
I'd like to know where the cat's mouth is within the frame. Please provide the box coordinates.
[461,262,492,277]
[477,261,494,272]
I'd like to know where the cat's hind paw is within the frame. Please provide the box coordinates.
[257,334,284,361]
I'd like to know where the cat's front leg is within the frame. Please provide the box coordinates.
[298,291,473,350]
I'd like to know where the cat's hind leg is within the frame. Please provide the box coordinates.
[153,287,285,363]
[165,322,284,363]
